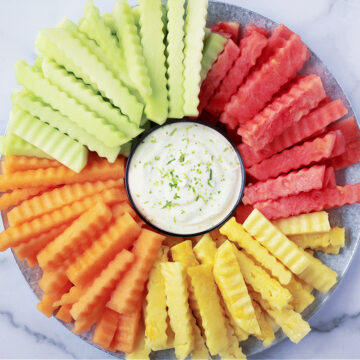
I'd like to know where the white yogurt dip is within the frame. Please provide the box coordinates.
[127,121,244,235]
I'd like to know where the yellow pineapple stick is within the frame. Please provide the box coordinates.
[297,251,338,293]
[144,247,169,350]
[251,291,311,344]
[171,240,199,267]
[252,301,275,347]
[213,241,260,336]
[272,211,330,235]
[127,320,151,360]
[243,209,310,275]
[193,233,217,266]
[314,245,341,254]
[222,303,249,343]
[187,264,229,356]
[285,277,315,313]
[161,262,194,359]
[235,250,292,311]
[220,217,292,285]
[189,314,210,360]
[329,227,346,247]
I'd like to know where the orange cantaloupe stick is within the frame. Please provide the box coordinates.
[13,224,68,264]
[53,286,85,307]
[72,302,104,335]
[0,156,125,191]
[111,202,136,218]
[0,188,124,251]
[112,307,142,353]
[55,304,73,324]
[8,179,124,226]
[71,250,134,320]
[37,202,113,271]
[66,213,141,288]
[92,308,120,349]
[107,229,165,314]
[0,187,47,211]
[37,293,61,318]
[2,155,62,174]
[38,269,72,296]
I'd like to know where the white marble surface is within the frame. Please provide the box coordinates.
[0,0,360,358]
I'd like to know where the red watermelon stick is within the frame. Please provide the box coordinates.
[242,165,326,205]
[255,182,360,220]
[210,21,241,43]
[329,139,360,170]
[206,28,268,117]
[326,116,360,144]
[220,33,309,129]
[323,167,337,188]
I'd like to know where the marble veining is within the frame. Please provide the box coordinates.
[0,0,360,359]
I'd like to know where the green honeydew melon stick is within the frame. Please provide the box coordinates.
[15,60,129,148]
[10,108,88,172]
[0,134,52,159]
[200,32,227,82]
[166,0,186,119]
[183,0,208,116]
[102,13,117,34]
[119,141,132,157]
[35,28,143,125]
[40,58,142,139]
[138,0,168,124]
[11,90,121,163]
[204,28,212,42]
[78,0,134,91]
[113,0,152,100]
[132,6,140,30]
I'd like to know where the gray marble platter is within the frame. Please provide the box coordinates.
[2,1,360,358]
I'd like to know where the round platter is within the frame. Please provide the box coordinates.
[2,1,360,358]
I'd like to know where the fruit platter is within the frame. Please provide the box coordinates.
[1,0,360,359]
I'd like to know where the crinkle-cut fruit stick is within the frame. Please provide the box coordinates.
[107,229,165,314]
[251,291,310,344]
[138,0,168,124]
[297,251,338,293]
[200,32,227,84]
[220,33,309,129]
[238,75,327,150]
[39,269,71,296]
[8,178,123,226]
[183,0,208,116]
[220,217,292,285]
[330,129,347,157]
[211,21,241,43]
[324,167,336,188]
[329,140,360,170]
[245,23,269,37]
[166,0,186,118]
[93,307,119,348]
[193,233,217,266]
[15,61,130,148]
[187,264,229,356]
[127,320,151,359]
[144,249,168,350]
[67,213,141,288]
[235,204,254,224]
[255,183,360,220]
[272,211,330,236]
[12,91,121,163]
[0,156,125,192]
[0,187,46,212]
[198,39,240,114]
[111,202,136,219]
[0,188,123,251]
[14,225,68,265]
[79,0,134,91]
[285,277,315,313]
[188,315,209,360]
[72,302,104,335]
[327,116,360,144]
[55,304,73,324]
[39,60,142,139]
[214,241,260,335]
[37,202,113,271]
[0,134,52,159]
[9,108,88,173]
[328,227,346,248]
[37,293,61,318]
[113,307,142,354]
[161,262,194,359]
[113,0,152,100]
[2,155,61,174]
[235,249,292,311]
[71,250,134,320]
[171,240,199,268]
[36,29,143,125]
[246,132,337,181]
[54,286,85,307]
[252,300,275,347]
[243,209,310,275]
[207,29,268,117]
[243,165,326,205]
[237,143,265,169]
[315,245,342,255]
